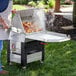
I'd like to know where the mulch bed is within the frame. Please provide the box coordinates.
[45,12,73,34]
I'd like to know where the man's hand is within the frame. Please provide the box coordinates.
[0,16,9,29]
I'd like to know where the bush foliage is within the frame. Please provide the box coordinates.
[28,1,36,7]
[13,0,29,4]
[13,0,52,5]
[48,0,55,8]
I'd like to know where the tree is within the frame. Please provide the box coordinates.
[54,0,61,12]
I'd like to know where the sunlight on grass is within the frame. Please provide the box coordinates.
[13,5,26,10]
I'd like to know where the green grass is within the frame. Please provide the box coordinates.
[1,40,76,76]
[13,5,26,10]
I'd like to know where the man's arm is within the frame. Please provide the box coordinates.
[0,16,9,29]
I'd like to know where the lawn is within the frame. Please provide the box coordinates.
[1,40,76,76]
[12,4,26,10]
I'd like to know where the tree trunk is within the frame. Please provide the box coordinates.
[54,0,61,12]
[73,2,76,27]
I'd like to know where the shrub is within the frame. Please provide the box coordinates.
[42,0,48,4]
[36,1,45,8]
[48,0,55,8]
[28,1,36,7]
[13,0,28,4]
[44,5,49,9]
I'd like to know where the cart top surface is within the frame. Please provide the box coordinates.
[26,31,70,42]
[11,9,70,42]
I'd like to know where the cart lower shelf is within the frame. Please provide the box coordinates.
[7,40,44,67]
[10,52,42,64]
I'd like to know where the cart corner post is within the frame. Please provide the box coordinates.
[21,42,27,68]
[7,40,11,65]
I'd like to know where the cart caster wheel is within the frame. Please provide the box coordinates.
[9,62,12,65]
[40,60,44,64]
[22,66,26,70]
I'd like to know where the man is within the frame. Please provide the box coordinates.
[0,0,12,74]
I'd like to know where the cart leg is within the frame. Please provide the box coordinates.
[22,66,26,70]
[41,45,44,63]
[40,51,44,64]
[7,40,10,64]
[9,62,13,65]
[40,60,44,64]
[21,42,27,68]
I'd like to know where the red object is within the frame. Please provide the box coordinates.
[40,42,48,45]
[12,44,15,48]
[12,9,16,14]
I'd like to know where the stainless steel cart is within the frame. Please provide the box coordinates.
[7,9,70,68]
